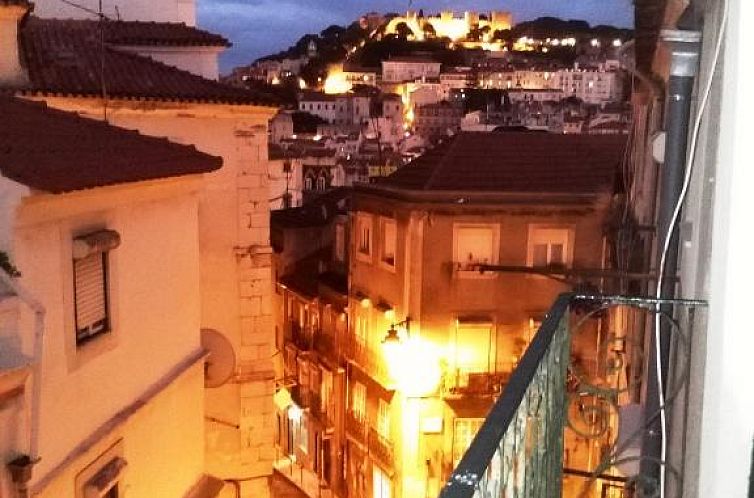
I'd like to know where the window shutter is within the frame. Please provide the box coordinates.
[74,253,108,341]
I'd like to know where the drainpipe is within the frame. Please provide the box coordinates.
[1,271,46,496]
[641,12,702,494]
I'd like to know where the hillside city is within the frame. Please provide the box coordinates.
[0,1,750,498]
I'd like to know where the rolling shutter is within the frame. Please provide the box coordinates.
[74,253,108,342]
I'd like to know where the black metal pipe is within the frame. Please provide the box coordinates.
[641,21,702,494]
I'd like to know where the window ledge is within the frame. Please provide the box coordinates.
[0,364,31,404]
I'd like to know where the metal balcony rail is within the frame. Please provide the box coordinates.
[368,427,395,468]
[440,294,572,498]
[439,293,707,498]
[345,409,367,442]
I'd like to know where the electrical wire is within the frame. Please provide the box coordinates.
[654,1,729,495]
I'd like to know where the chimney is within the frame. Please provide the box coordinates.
[0,0,31,86]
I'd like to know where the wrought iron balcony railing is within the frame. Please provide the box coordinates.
[291,385,311,409]
[442,370,508,398]
[345,409,367,443]
[439,293,707,498]
[368,427,394,469]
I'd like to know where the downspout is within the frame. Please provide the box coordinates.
[641,11,703,494]
[1,271,46,498]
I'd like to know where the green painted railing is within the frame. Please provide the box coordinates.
[439,293,572,498]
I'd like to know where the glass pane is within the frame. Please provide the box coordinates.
[550,244,564,265]
[533,244,548,267]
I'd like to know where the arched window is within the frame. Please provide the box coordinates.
[305,175,313,191]
[317,175,327,191]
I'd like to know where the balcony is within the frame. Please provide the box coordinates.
[291,385,311,409]
[343,336,392,387]
[367,428,394,469]
[289,321,312,351]
[440,293,705,498]
[442,371,508,399]
[345,409,366,443]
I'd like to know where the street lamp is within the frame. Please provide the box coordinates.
[382,318,411,345]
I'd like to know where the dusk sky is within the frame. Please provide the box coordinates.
[198,0,635,73]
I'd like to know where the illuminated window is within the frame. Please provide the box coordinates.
[454,321,493,376]
[356,213,373,261]
[453,418,484,465]
[355,312,369,347]
[377,399,390,438]
[351,381,366,420]
[373,466,391,498]
[527,226,574,268]
[380,218,397,267]
[453,224,499,275]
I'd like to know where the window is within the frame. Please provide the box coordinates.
[377,399,390,438]
[351,381,366,420]
[453,224,499,274]
[317,175,327,191]
[72,230,119,345]
[373,466,391,498]
[454,322,493,375]
[527,226,574,268]
[453,418,484,466]
[76,440,126,498]
[356,214,372,261]
[334,223,345,262]
[305,175,314,191]
[380,218,396,267]
[355,312,369,348]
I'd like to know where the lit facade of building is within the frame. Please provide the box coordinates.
[0,1,281,497]
[0,97,221,498]
[383,10,513,43]
[381,58,442,84]
[343,132,626,498]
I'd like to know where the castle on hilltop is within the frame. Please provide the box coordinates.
[384,10,513,42]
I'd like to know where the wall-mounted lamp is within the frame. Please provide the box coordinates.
[382,317,411,344]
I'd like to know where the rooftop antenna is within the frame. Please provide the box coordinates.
[98,0,109,122]
[114,5,120,20]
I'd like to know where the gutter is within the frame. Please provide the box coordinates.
[0,271,46,497]
[641,8,703,493]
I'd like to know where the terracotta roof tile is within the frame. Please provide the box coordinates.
[97,19,229,47]
[13,17,279,106]
[377,132,627,194]
[0,97,222,193]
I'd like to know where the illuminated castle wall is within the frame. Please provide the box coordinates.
[384,10,513,42]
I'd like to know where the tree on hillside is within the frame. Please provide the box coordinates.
[394,22,414,40]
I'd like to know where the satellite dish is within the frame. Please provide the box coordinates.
[201,328,236,388]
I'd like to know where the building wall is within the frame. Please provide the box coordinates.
[348,194,611,497]
[115,46,222,81]
[32,96,278,498]
[3,177,205,497]
[32,0,196,25]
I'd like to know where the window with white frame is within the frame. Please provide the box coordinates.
[453,418,485,466]
[356,214,373,260]
[335,223,345,262]
[355,312,369,348]
[373,466,392,498]
[380,218,396,267]
[351,381,366,420]
[527,226,574,268]
[72,230,119,345]
[377,399,390,439]
[453,224,499,272]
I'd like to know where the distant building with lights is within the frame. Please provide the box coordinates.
[383,10,513,43]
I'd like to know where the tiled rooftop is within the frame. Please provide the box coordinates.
[0,97,222,193]
[11,17,279,106]
[375,132,627,194]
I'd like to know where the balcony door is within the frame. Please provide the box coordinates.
[372,466,391,498]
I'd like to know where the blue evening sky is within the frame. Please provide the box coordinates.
[197,0,634,73]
